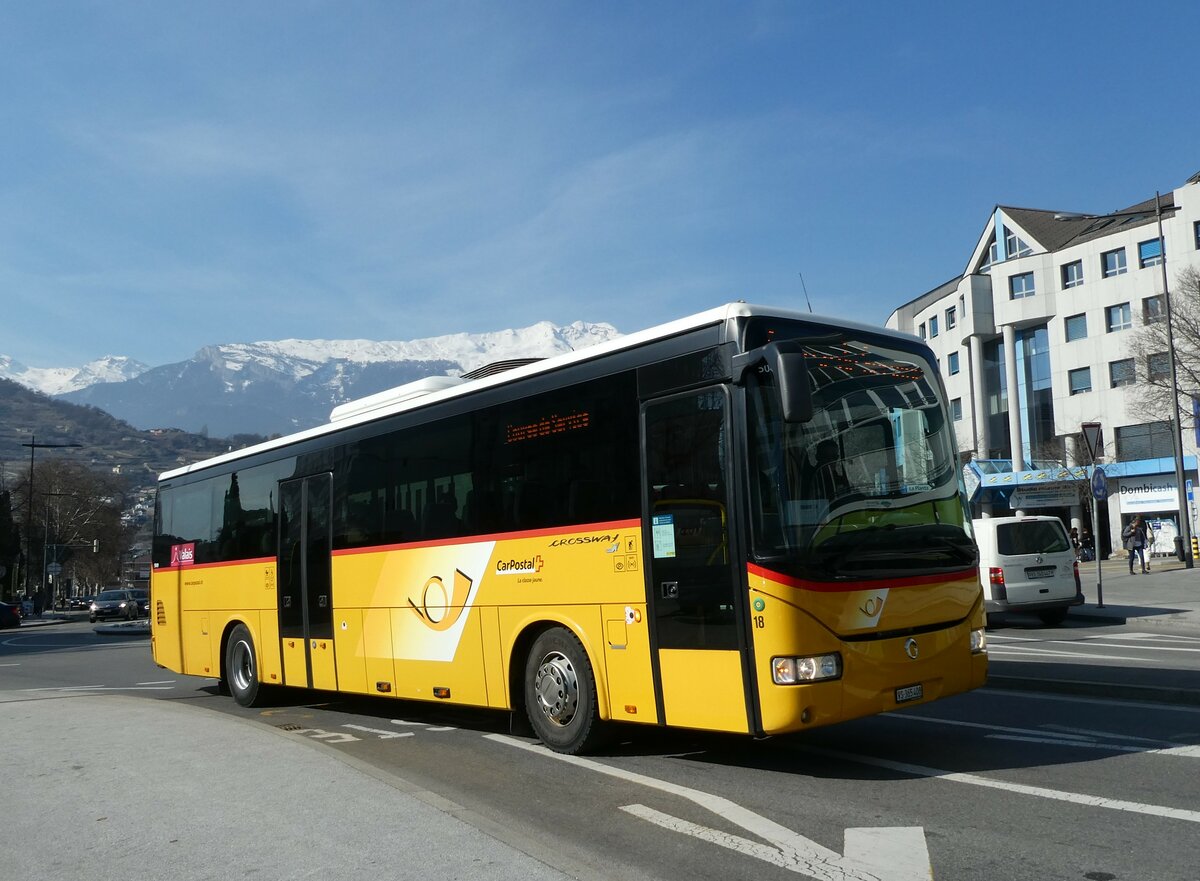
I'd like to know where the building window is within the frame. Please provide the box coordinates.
[951,398,963,421]
[1061,260,1084,289]
[948,351,960,375]
[959,294,966,315]
[1143,295,1165,323]
[945,306,957,329]
[1116,422,1174,459]
[1148,352,1170,381]
[1106,303,1132,332]
[1004,226,1032,258]
[1068,367,1092,395]
[1065,313,1088,342]
[929,316,939,338]
[1194,220,1200,250]
[1102,248,1127,278]
[1109,358,1135,388]
[918,322,926,340]
[1009,272,1036,300]
[1138,238,1164,268]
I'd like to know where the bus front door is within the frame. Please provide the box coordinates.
[278,474,337,691]
[642,388,751,733]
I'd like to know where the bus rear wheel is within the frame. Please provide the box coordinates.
[524,627,603,755]
[225,624,268,707]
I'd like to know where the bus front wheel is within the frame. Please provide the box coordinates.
[225,624,267,708]
[524,627,602,755]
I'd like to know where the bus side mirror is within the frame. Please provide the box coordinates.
[733,341,813,423]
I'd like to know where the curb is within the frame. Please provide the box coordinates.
[987,674,1200,707]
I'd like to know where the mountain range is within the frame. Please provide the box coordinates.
[1,321,622,439]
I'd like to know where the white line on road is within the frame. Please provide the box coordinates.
[987,734,1144,752]
[1044,640,1200,654]
[1118,633,1200,643]
[802,745,1200,824]
[885,712,1097,741]
[487,734,930,881]
[18,685,175,692]
[343,724,414,739]
[987,646,1151,661]
[136,680,176,686]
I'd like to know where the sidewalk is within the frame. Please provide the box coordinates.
[1066,554,1200,632]
[0,693,575,881]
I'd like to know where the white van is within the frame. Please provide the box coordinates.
[972,515,1083,625]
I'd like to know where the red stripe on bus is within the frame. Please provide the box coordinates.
[160,556,276,572]
[747,562,978,592]
[331,519,643,557]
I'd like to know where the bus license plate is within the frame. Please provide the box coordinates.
[895,684,923,704]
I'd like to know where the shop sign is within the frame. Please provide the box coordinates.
[1010,484,1081,509]
[1116,477,1180,513]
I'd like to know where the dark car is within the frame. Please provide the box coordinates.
[89,589,140,623]
[130,588,150,618]
[0,601,21,629]
[69,595,93,611]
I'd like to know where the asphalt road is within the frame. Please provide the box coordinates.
[3,620,1199,880]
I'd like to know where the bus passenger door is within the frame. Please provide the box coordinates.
[278,474,337,690]
[642,388,750,733]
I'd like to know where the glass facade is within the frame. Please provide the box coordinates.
[981,325,1055,464]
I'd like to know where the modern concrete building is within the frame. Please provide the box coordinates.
[887,170,1200,559]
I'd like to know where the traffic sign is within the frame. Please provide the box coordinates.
[47,562,63,576]
[1091,465,1108,501]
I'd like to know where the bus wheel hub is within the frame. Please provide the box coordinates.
[534,651,578,726]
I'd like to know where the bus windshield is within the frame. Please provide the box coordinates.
[746,336,976,579]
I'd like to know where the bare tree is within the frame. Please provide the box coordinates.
[12,459,129,601]
[1125,265,1200,425]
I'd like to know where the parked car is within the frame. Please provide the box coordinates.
[0,601,21,629]
[89,589,141,623]
[69,595,93,611]
[130,588,150,618]
[973,515,1084,626]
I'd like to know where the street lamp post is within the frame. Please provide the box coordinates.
[20,435,82,607]
[1155,192,1194,569]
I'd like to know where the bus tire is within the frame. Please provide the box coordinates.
[524,627,602,755]
[226,624,267,708]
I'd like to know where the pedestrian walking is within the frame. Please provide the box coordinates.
[1122,515,1151,574]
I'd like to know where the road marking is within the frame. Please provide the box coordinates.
[1120,633,1200,643]
[987,734,1144,752]
[488,734,930,881]
[1044,640,1200,654]
[292,727,360,744]
[343,724,414,739]
[891,712,1192,751]
[986,688,1200,715]
[18,685,174,692]
[137,680,176,686]
[886,713,1096,741]
[1040,723,1174,745]
[803,745,1200,824]
[986,646,1150,662]
[390,719,456,732]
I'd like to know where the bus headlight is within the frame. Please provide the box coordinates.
[970,628,987,654]
[772,653,842,685]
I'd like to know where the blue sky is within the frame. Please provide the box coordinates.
[2,1,1198,368]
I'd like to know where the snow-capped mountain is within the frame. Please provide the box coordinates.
[0,354,149,395]
[51,320,621,438]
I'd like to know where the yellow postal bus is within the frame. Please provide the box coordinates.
[151,304,986,753]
